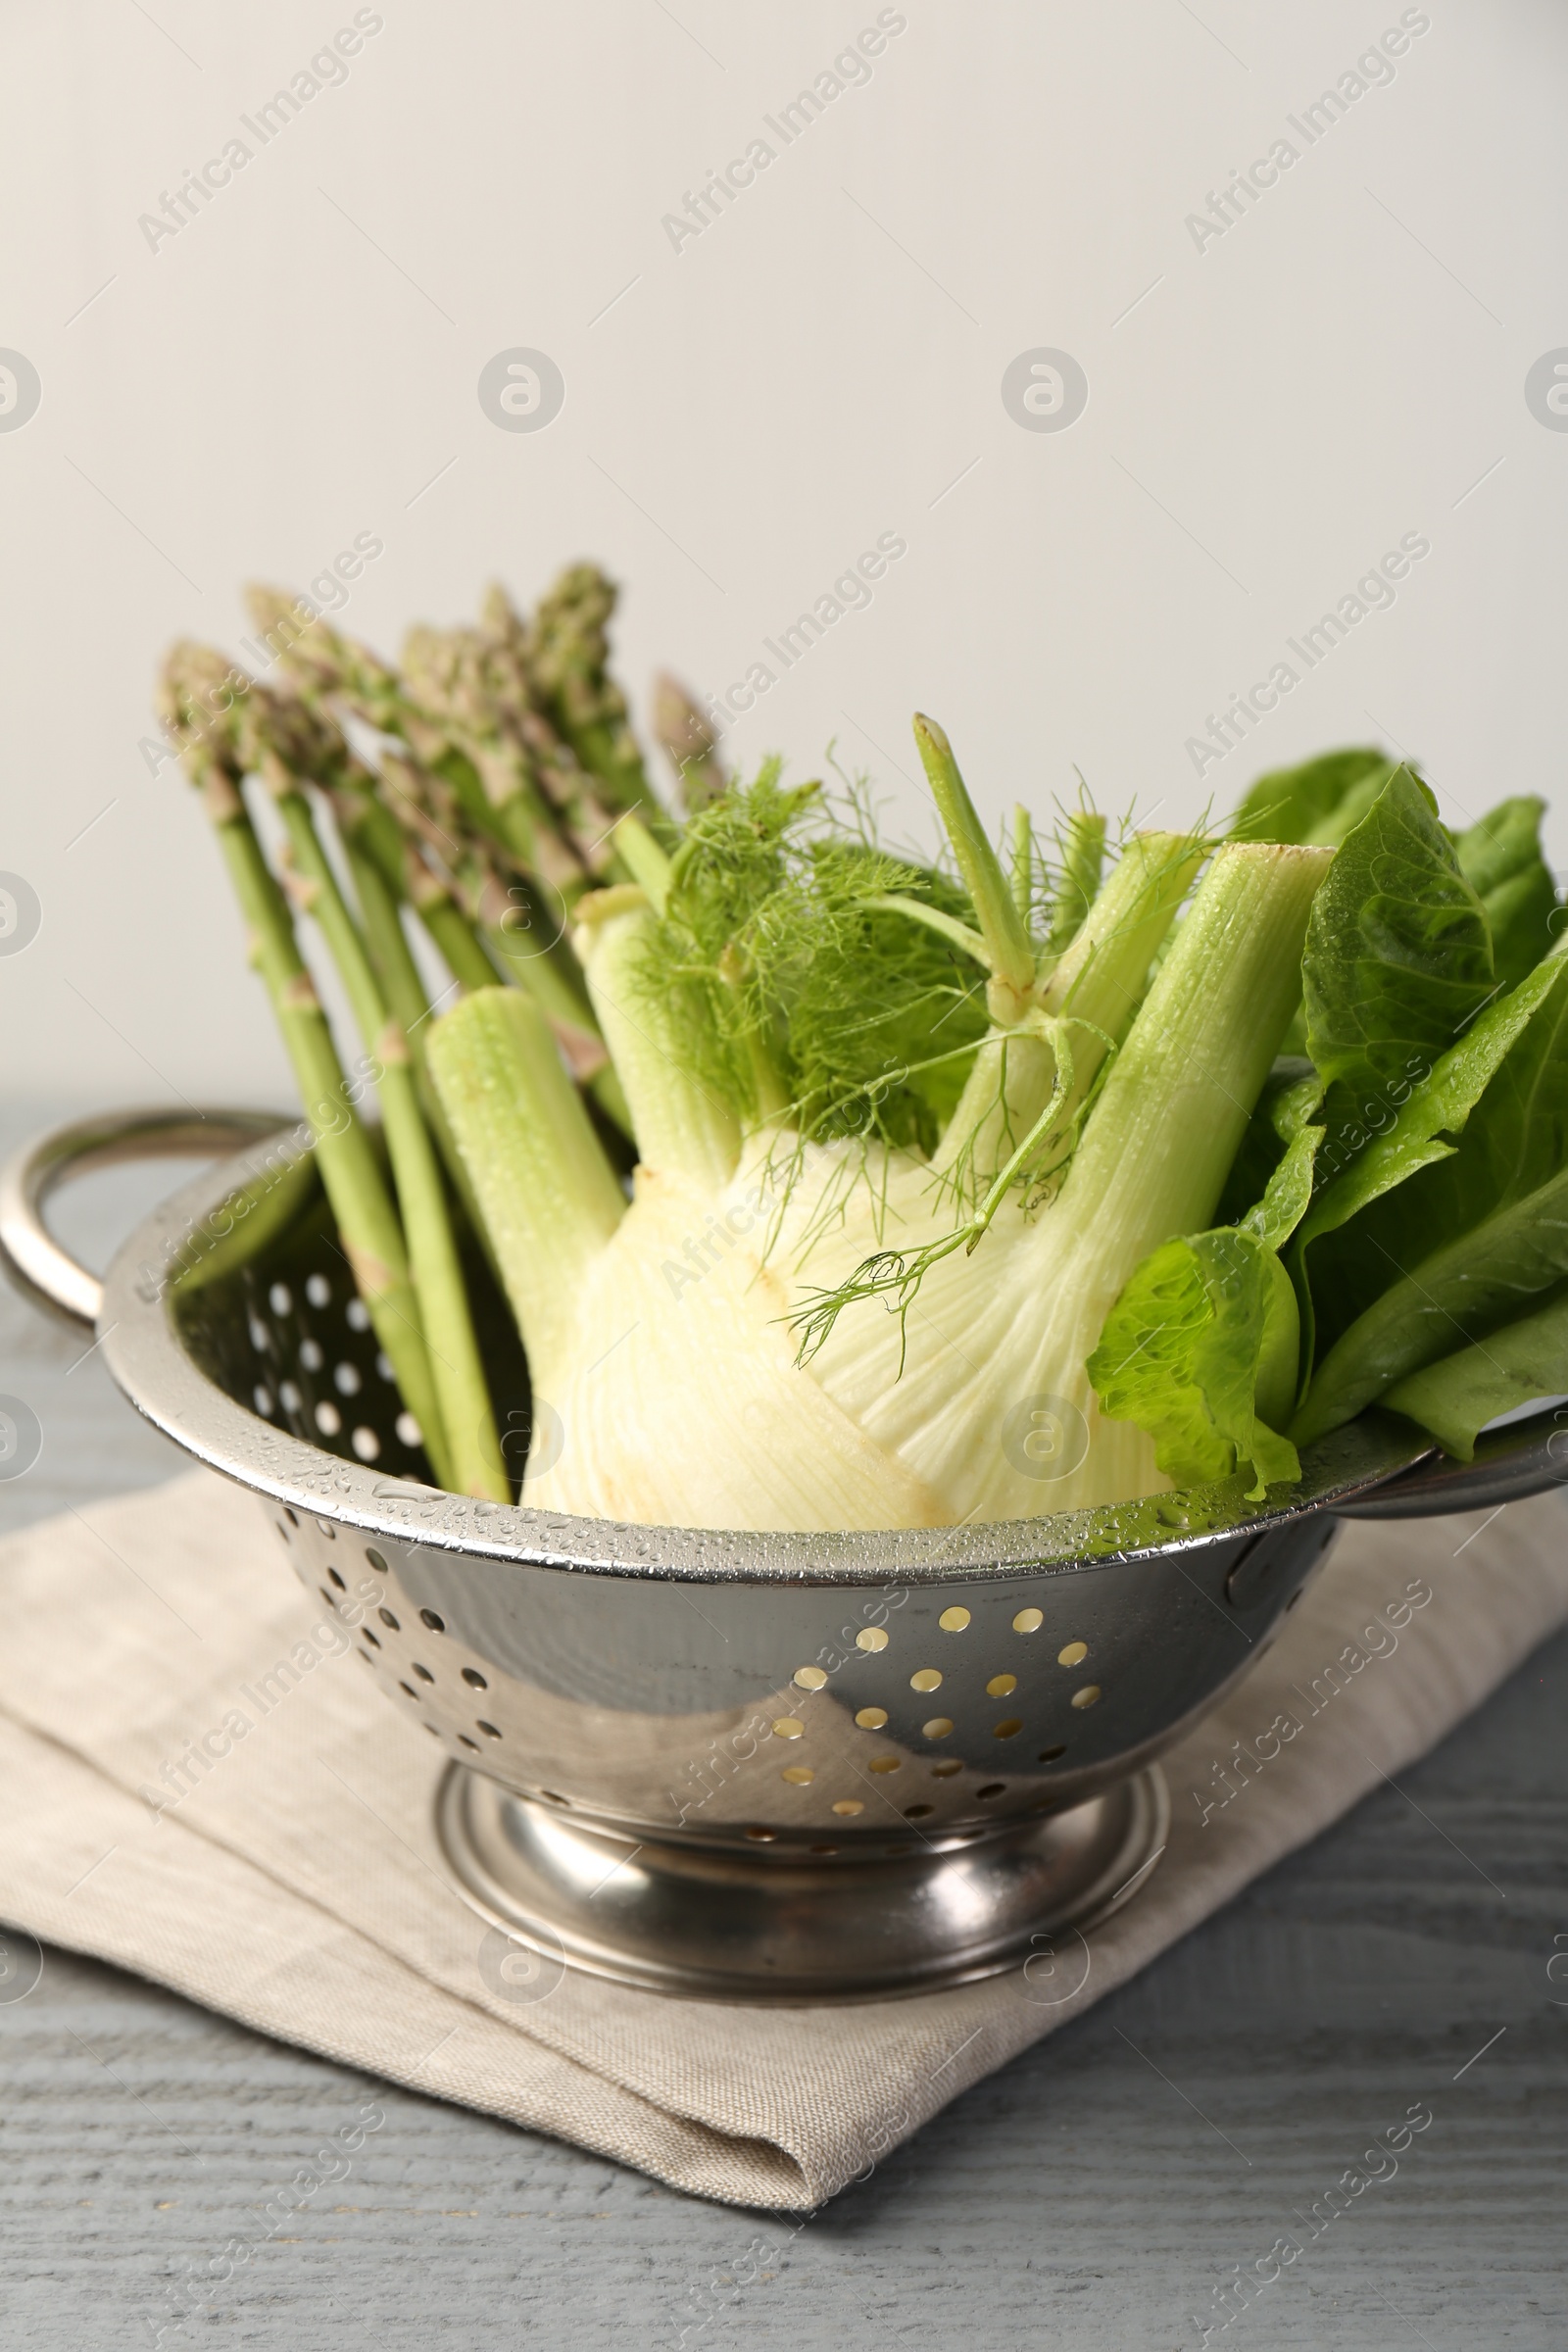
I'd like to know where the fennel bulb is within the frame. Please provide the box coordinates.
[428,789,1331,1530]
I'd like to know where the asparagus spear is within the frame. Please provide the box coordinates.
[376,725,632,1125]
[225,658,493,1213]
[329,763,499,1002]
[249,587,588,990]
[401,624,587,895]
[528,563,670,835]
[322,770,516,1298]
[232,682,508,1501]
[478,583,634,872]
[247,583,635,1132]
[652,673,728,811]
[246,588,505,996]
[157,647,447,1472]
[242,587,405,730]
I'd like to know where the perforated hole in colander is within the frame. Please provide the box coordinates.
[234,1258,431,1481]
[172,1175,538,1499]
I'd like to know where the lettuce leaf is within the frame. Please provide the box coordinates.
[1293,1160,1568,1444]
[1088,1227,1300,1499]
[1382,1286,1568,1459]
[1453,796,1559,992]
[1302,766,1494,1123]
[1241,1123,1323,1250]
[1232,747,1396,848]
[1291,952,1568,1438]
[1213,1056,1321,1226]
[1295,948,1568,1267]
[1094,760,1568,1479]
[1284,764,1531,1376]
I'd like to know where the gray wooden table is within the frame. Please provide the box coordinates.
[1,1102,1564,2351]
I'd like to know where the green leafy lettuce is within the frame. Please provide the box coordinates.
[1382,1287,1568,1459]
[1452,796,1558,991]
[1231,747,1399,849]
[1292,948,1568,1441]
[1091,755,1568,1483]
[1087,1226,1301,1499]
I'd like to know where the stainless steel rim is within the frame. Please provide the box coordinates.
[0,1107,290,1332]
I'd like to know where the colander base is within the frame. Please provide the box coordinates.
[435,1760,1169,2003]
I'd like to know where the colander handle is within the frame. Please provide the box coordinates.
[0,1106,291,1333]
[1335,1402,1568,1520]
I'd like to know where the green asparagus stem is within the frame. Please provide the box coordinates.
[329,804,514,1295]
[246,578,643,1165]
[250,582,592,911]
[652,672,728,810]
[248,682,514,1246]
[478,584,637,869]
[373,714,635,1137]
[334,813,441,1055]
[157,649,443,1464]
[240,615,505,1007]
[529,563,671,836]
[401,625,591,899]
[248,579,635,1140]
[368,760,505,993]
[241,702,508,1502]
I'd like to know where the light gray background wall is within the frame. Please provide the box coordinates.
[2,0,1564,1101]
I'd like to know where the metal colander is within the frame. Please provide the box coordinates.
[5,1107,1562,2001]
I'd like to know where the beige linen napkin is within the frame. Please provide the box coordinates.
[0,1470,1562,2210]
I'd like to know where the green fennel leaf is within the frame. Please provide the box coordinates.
[1043,808,1107,955]
[645,763,990,1151]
